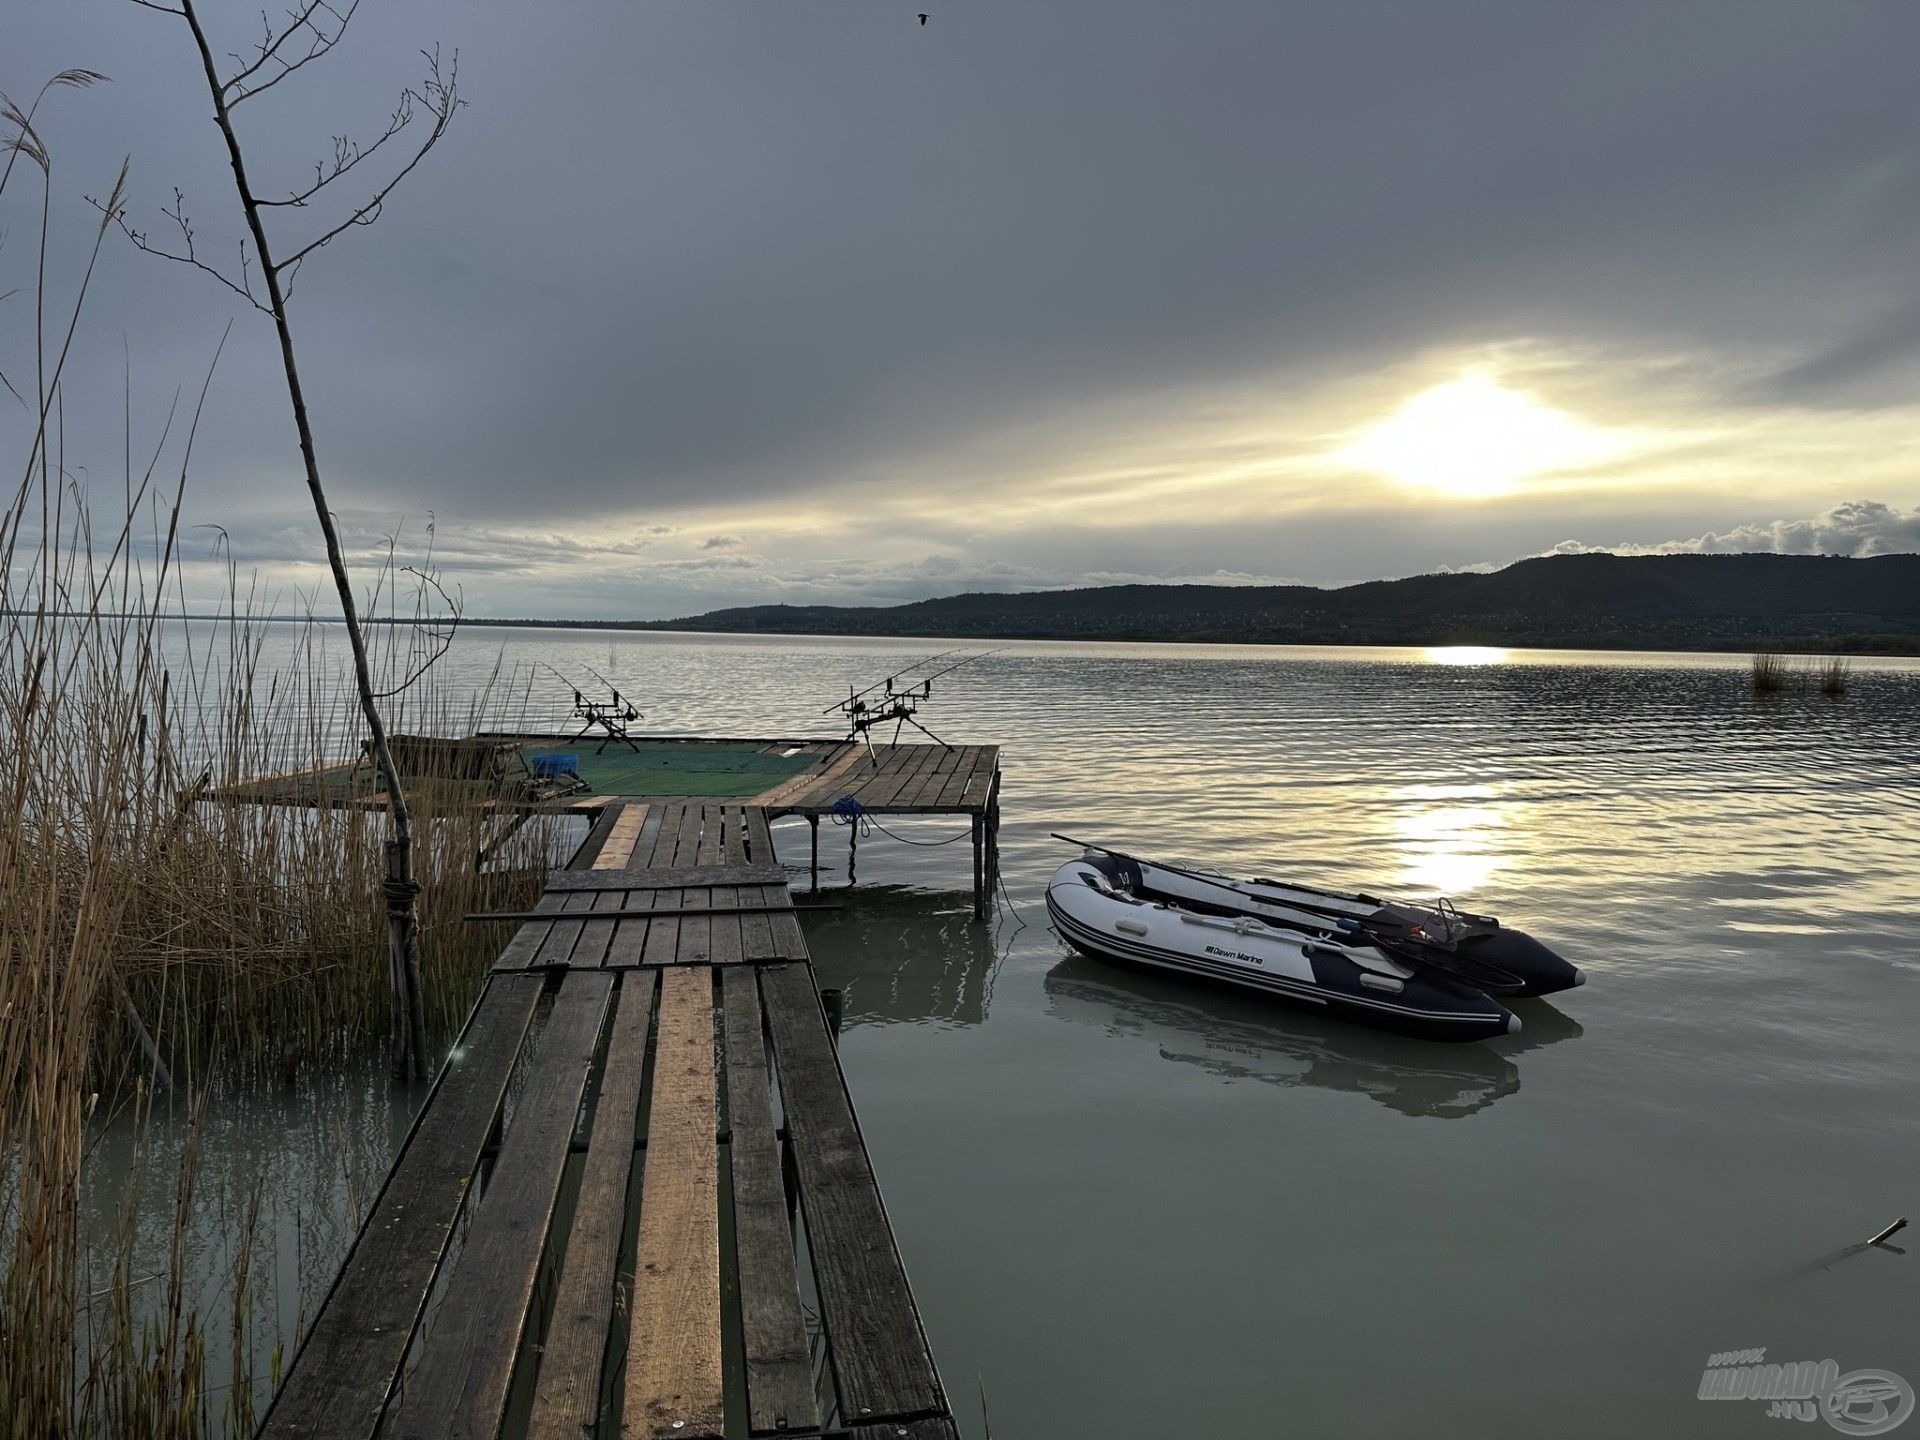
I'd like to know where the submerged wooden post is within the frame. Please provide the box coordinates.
[971,814,985,921]
[384,838,429,1081]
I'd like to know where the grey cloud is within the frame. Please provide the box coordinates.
[11,2,1920,616]
[1545,500,1920,560]
[1754,299,1920,403]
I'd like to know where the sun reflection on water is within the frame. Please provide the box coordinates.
[1389,787,1510,896]
[1423,645,1509,666]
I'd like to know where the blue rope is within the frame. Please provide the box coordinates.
[829,795,871,836]
[829,795,972,847]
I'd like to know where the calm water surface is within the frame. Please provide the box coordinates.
[102,631,1920,1437]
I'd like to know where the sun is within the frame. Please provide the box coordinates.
[1338,372,1625,499]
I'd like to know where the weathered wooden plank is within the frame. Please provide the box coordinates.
[694,805,724,867]
[901,746,975,809]
[738,883,780,964]
[601,887,660,969]
[593,802,650,870]
[753,741,863,809]
[743,807,778,868]
[937,745,995,808]
[531,890,597,970]
[385,972,612,1440]
[677,884,716,967]
[767,900,805,960]
[572,801,632,867]
[671,803,706,867]
[958,759,999,811]
[257,975,545,1440]
[526,971,658,1440]
[720,968,819,1436]
[625,966,724,1439]
[707,879,745,969]
[849,1422,961,1440]
[837,747,928,809]
[640,882,685,968]
[760,964,945,1423]
[644,803,686,868]
[626,800,669,871]
[866,746,953,810]
[571,888,624,969]
[544,865,788,891]
[890,746,960,810]
[473,903,801,925]
[492,894,569,972]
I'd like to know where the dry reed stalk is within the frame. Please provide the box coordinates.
[1,80,551,1434]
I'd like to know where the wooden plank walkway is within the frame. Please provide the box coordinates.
[212,737,1002,918]
[258,803,955,1440]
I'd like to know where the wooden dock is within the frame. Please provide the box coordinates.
[257,802,958,1440]
[214,736,1002,918]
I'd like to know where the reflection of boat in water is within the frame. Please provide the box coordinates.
[1044,955,1582,1118]
[800,884,999,1029]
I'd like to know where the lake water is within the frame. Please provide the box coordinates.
[100,630,1920,1437]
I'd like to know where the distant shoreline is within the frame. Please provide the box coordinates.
[104,612,1920,659]
[49,552,1920,658]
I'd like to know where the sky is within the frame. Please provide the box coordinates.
[8,1,1920,619]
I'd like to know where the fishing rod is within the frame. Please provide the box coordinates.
[819,647,969,716]
[825,648,1000,758]
[541,660,643,755]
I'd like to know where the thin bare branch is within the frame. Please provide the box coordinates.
[91,187,269,313]
[257,91,413,208]
[273,48,460,275]
[371,565,462,700]
[224,0,363,106]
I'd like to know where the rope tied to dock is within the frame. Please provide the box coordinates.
[830,795,972,847]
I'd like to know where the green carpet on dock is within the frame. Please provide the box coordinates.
[519,740,816,796]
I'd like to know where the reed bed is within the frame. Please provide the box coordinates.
[1,84,554,1434]
[1750,652,1855,698]
[1750,651,1791,693]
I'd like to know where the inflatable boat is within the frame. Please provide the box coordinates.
[1046,851,1522,1042]
[1053,836,1583,998]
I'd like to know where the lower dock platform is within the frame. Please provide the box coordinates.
[256,803,957,1440]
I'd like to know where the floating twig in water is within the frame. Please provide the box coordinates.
[1867,1216,1908,1247]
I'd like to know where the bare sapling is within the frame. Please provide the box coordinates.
[110,0,465,1080]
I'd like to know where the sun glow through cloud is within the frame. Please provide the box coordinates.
[1340,372,1631,499]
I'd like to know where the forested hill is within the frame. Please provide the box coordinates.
[611,553,1920,652]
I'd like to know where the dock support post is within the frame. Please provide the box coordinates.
[971,813,985,921]
[986,770,1002,904]
[848,819,857,886]
[808,814,819,893]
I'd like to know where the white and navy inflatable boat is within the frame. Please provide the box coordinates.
[1045,843,1578,1042]
[1054,837,1584,998]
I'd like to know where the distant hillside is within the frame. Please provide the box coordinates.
[611,553,1920,653]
